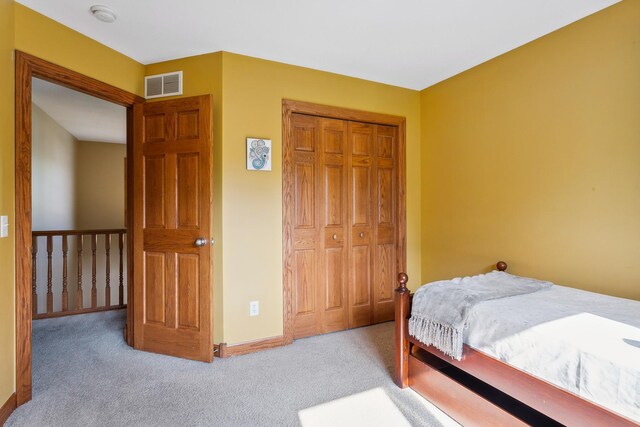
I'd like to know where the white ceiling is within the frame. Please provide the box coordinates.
[18,0,619,90]
[32,78,126,144]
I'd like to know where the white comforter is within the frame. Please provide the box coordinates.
[465,285,640,422]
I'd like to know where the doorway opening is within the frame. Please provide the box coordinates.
[15,51,143,406]
[31,77,128,319]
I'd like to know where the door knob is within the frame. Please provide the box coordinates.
[359,232,364,238]
[332,234,337,240]
[194,237,207,247]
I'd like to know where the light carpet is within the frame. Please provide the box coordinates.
[7,310,458,427]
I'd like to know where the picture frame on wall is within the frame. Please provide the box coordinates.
[246,138,272,171]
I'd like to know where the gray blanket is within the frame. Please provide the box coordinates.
[409,271,552,360]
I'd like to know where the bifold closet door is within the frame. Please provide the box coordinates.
[291,113,398,339]
[347,122,398,326]
[347,122,375,328]
[371,125,397,323]
[291,113,349,339]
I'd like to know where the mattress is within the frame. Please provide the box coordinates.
[464,284,640,422]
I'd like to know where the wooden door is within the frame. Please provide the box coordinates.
[291,114,349,338]
[291,113,320,338]
[319,118,349,333]
[347,123,397,326]
[372,125,397,323]
[132,95,213,362]
[347,122,375,328]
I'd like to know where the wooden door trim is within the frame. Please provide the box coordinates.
[15,51,144,406]
[282,100,406,127]
[282,99,407,344]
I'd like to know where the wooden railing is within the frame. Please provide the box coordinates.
[31,229,127,319]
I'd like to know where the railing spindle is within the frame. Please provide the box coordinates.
[77,235,84,310]
[46,236,53,313]
[62,235,68,312]
[91,234,97,309]
[32,237,38,316]
[119,232,124,306]
[32,228,126,319]
[105,233,111,307]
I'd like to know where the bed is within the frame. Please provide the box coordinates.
[394,262,640,426]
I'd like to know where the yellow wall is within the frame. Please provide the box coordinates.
[0,3,142,405]
[145,52,224,342]
[0,0,15,407]
[421,0,640,300]
[221,53,421,344]
[146,52,421,344]
[14,4,145,96]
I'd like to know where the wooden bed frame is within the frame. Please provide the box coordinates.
[394,262,638,426]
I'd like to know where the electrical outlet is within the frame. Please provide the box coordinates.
[249,301,259,317]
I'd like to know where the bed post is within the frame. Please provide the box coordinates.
[395,272,410,388]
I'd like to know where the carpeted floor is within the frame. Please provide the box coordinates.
[6,311,458,426]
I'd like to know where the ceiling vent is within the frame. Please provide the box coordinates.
[145,71,183,99]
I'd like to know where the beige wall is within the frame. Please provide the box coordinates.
[32,104,78,231]
[75,141,126,229]
[32,104,78,314]
[0,0,15,407]
[420,0,640,300]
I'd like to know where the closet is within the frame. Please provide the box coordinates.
[285,107,403,339]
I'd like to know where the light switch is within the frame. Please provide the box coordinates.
[0,216,8,238]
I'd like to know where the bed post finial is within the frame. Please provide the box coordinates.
[496,261,507,271]
[397,272,409,292]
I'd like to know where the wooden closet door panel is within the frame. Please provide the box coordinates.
[347,122,374,328]
[292,114,322,338]
[372,125,397,323]
[320,118,348,333]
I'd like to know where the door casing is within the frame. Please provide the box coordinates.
[14,51,144,406]
[281,99,407,344]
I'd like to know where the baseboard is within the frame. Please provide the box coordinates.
[0,393,16,426]
[218,336,286,358]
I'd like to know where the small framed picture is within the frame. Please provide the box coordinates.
[246,138,272,171]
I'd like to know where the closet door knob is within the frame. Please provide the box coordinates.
[359,232,364,238]
[332,234,337,240]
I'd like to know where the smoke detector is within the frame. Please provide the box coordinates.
[90,5,117,23]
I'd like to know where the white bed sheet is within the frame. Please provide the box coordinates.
[465,285,640,422]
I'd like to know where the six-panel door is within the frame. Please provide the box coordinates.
[133,95,213,362]
[291,114,350,338]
